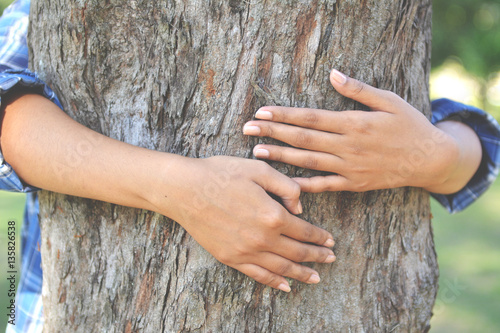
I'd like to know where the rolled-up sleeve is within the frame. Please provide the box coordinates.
[0,69,63,193]
[430,98,500,213]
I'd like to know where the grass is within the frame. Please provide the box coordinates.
[0,183,499,332]
[0,191,25,333]
[430,179,500,332]
[0,0,11,15]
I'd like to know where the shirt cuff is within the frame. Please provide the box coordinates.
[0,69,63,193]
[430,98,500,213]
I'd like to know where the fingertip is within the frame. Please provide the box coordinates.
[255,109,273,120]
[277,282,291,292]
[283,199,301,216]
[253,146,270,159]
[243,124,261,136]
[286,198,302,215]
[325,254,336,263]
[330,68,347,86]
[323,238,335,248]
[306,273,321,284]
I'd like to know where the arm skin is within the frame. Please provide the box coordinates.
[243,69,482,194]
[0,91,336,292]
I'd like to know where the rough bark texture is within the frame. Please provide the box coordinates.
[30,0,437,332]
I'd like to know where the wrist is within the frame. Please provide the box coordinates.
[423,121,482,194]
[140,153,201,220]
[421,127,461,193]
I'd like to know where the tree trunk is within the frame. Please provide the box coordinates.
[30,0,437,332]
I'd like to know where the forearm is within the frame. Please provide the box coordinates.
[423,120,482,194]
[0,93,175,211]
[0,92,336,291]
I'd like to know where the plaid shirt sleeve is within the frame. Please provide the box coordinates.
[0,0,30,71]
[0,70,62,194]
[0,0,65,194]
[430,98,500,213]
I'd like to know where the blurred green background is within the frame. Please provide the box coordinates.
[1,0,499,332]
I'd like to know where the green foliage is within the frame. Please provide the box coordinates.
[432,0,500,78]
[1,0,497,80]
[0,0,12,14]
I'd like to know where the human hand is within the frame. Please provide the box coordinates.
[243,69,470,193]
[154,155,336,292]
[0,93,335,293]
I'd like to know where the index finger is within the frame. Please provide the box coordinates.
[255,105,349,134]
[282,213,335,248]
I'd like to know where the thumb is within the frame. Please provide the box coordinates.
[329,69,404,112]
[254,167,303,215]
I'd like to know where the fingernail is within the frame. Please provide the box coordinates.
[297,200,303,215]
[331,69,347,85]
[255,110,273,120]
[323,238,335,247]
[278,283,291,292]
[325,254,336,263]
[254,148,270,158]
[307,274,321,284]
[243,125,261,135]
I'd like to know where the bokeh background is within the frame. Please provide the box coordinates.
[1,0,499,332]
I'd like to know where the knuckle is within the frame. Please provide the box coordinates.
[303,155,319,170]
[303,110,320,126]
[293,130,312,147]
[293,248,310,262]
[263,274,281,287]
[344,113,360,131]
[263,209,286,229]
[249,269,280,287]
[253,235,269,249]
[302,271,316,282]
[274,262,292,276]
[244,231,269,249]
[300,224,314,241]
[350,80,366,97]
[273,149,285,163]
[265,124,274,137]
[354,180,370,192]
[347,143,363,155]
[233,242,250,257]
[291,266,313,282]
[216,250,233,265]
[279,109,289,123]
[351,165,367,176]
[351,116,371,134]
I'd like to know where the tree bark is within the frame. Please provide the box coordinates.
[30,0,437,332]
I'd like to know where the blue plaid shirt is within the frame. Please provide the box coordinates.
[1,0,500,332]
[1,1,62,332]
